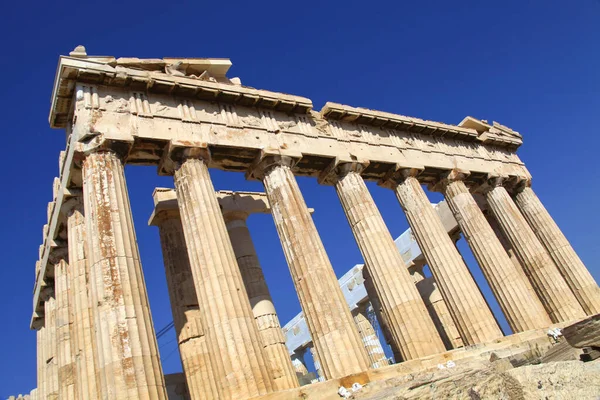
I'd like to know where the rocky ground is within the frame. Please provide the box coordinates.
[348,314,600,400]
[352,357,599,399]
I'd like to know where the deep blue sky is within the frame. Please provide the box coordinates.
[1,0,599,396]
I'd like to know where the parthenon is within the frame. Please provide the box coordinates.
[27,46,600,399]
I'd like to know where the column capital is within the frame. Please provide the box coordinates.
[247,151,300,180]
[506,176,532,195]
[471,174,508,194]
[222,211,250,224]
[148,188,180,226]
[158,139,211,176]
[75,137,132,163]
[379,166,424,189]
[429,168,471,193]
[317,158,369,186]
[47,243,68,266]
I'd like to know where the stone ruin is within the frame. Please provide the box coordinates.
[19,46,600,399]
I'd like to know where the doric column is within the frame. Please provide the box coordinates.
[65,199,100,400]
[45,295,58,400]
[254,155,369,379]
[384,169,502,345]
[482,177,585,323]
[308,346,325,382]
[291,350,309,377]
[223,212,299,391]
[512,183,600,315]
[362,267,402,363]
[351,306,389,369]
[172,154,274,399]
[149,192,220,400]
[36,327,45,400]
[325,163,445,360]
[435,171,551,332]
[54,260,77,400]
[409,265,463,350]
[82,150,167,398]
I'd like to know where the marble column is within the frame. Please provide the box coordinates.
[149,204,220,400]
[36,325,46,399]
[255,156,370,379]
[362,267,402,363]
[309,347,325,382]
[482,177,585,323]
[223,212,299,391]
[82,150,167,398]
[409,265,463,350]
[437,172,551,332]
[45,295,58,400]
[386,170,502,345]
[351,306,389,369]
[66,199,100,400]
[331,164,445,360]
[291,351,309,377]
[512,183,600,315]
[55,260,77,400]
[173,155,274,399]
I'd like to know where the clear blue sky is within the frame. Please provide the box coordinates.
[1,0,599,396]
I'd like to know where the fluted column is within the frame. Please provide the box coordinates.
[82,150,167,399]
[150,210,220,399]
[362,267,402,363]
[330,164,445,360]
[512,184,600,315]
[224,213,299,391]
[308,347,325,382]
[55,260,77,400]
[409,265,463,350]
[36,327,45,400]
[291,351,309,377]
[351,306,389,369]
[437,172,551,332]
[45,295,58,400]
[483,178,585,323]
[256,156,369,379]
[66,200,100,400]
[386,170,502,345]
[173,155,274,399]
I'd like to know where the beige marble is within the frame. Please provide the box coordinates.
[437,171,551,332]
[329,164,445,360]
[173,156,274,399]
[512,184,600,315]
[351,306,390,369]
[387,170,502,345]
[54,260,77,400]
[45,295,58,400]
[409,265,464,350]
[482,178,585,323]
[36,324,46,399]
[65,200,100,400]
[308,347,325,382]
[224,213,299,391]
[149,203,220,400]
[361,267,403,363]
[291,352,309,377]
[255,155,370,379]
[82,150,167,399]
